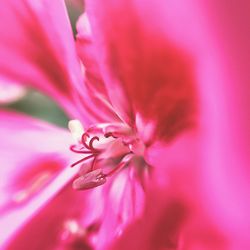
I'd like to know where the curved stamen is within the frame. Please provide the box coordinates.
[81,133,91,150]
[70,154,96,168]
[70,133,103,169]
[70,145,93,154]
[104,132,118,139]
[89,136,100,151]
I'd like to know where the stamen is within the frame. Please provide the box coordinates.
[90,156,98,171]
[69,130,102,169]
[70,154,96,168]
[81,133,91,150]
[89,136,100,151]
[68,120,147,191]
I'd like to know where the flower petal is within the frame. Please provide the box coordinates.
[85,0,197,140]
[5,184,92,250]
[5,169,144,249]
[74,14,123,125]
[0,110,78,247]
[110,0,250,248]
[110,191,187,250]
[192,1,250,248]
[0,0,83,117]
[110,187,226,250]
[110,132,227,249]
[94,168,144,249]
[148,0,250,247]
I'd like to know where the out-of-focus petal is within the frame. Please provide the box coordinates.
[109,132,226,250]
[0,110,78,247]
[143,136,226,249]
[85,0,197,140]
[0,0,83,117]
[0,81,26,104]
[193,1,250,248]
[92,168,144,249]
[6,184,91,250]
[110,186,226,250]
[111,0,250,248]
[6,168,144,249]
[110,190,187,250]
[147,0,250,247]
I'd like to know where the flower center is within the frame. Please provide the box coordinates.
[68,120,146,190]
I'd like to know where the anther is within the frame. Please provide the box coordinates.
[72,169,107,190]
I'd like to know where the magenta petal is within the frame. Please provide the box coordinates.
[153,0,250,247]
[6,185,91,250]
[85,0,197,138]
[93,168,144,249]
[0,110,77,247]
[110,186,227,250]
[0,0,83,117]
[110,133,227,250]
[193,1,250,248]
[86,0,250,247]
[130,0,250,246]
[110,190,186,250]
[74,14,122,125]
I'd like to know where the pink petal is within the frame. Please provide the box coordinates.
[0,110,78,247]
[6,168,144,249]
[0,1,83,117]
[85,0,197,139]
[5,184,91,250]
[113,0,250,248]
[192,1,250,248]
[93,168,144,249]
[110,190,186,250]
[110,186,226,250]
[149,0,250,247]
[144,138,225,249]
[109,133,226,249]
[73,14,123,125]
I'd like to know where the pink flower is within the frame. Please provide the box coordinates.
[0,0,250,250]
